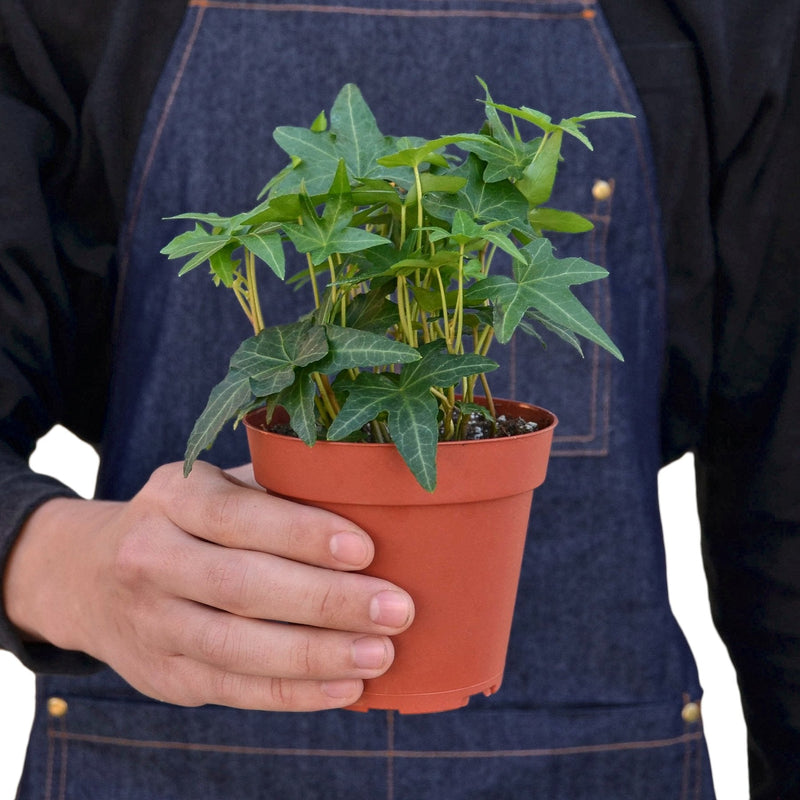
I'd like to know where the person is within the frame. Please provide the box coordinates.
[0,0,797,797]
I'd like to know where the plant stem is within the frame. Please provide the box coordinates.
[328,255,339,309]
[312,372,339,423]
[245,250,265,334]
[232,275,256,333]
[453,243,466,353]
[479,372,496,417]
[477,326,494,356]
[306,253,321,309]
[370,419,387,443]
[434,269,454,352]
[413,165,424,249]
[396,275,416,346]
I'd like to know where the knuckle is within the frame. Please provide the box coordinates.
[204,554,252,614]
[143,462,182,502]
[209,669,241,705]
[282,510,317,556]
[195,618,236,666]
[289,634,317,676]
[267,677,296,709]
[317,584,335,618]
[169,676,206,709]
[202,490,243,543]
[112,523,156,589]
[310,581,351,627]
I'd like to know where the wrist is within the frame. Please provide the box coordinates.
[3,496,120,653]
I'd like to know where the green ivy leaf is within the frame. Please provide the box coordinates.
[467,238,622,359]
[231,320,329,395]
[207,241,241,288]
[515,129,563,207]
[282,166,390,265]
[518,309,585,356]
[272,84,413,195]
[237,228,285,279]
[161,224,232,274]
[328,346,497,490]
[343,288,398,333]
[529,207,594,234]
[271,127,341,197]
[183,370,252,476]
[274,373,319,445]
[456,78,543,183]
[319,325,421,373]
[425,153,529,228]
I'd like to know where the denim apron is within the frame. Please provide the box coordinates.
[18,1,716,797]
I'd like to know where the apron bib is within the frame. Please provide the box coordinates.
[20,1,715,796]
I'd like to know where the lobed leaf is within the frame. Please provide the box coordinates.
[183,370,252,475]
[328,346,497,490]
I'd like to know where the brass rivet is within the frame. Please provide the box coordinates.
[681,701,701,724]
[47,697,69,718]
[592,179,613,201]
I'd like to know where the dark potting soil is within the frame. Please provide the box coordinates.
[264,412,538,442]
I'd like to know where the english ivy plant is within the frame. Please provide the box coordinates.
[163,78,628,491]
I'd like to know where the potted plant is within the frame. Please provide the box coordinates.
[162,78,627,713]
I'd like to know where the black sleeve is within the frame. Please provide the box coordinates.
[694,18,800,800]
[0,0,184,672]
[605,2,800,796]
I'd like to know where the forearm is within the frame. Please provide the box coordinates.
[0,446,102,673]
[4,496,121,652]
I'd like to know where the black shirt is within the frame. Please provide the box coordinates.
[1,1,798,795]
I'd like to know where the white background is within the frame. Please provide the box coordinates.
[0,427,748,797]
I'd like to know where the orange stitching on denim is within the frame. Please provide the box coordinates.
[190,0,598,5]
[550,194,613,454]
[49,728,703,757]
[45,715,69,800]
[187,0,593,20]
[680,727,691,799]
[44,716,54,800]
[386,710,395,800]
[583,13,665,321]
[693,714,705,799]
[57,721,68,800]
[117,6,206,283]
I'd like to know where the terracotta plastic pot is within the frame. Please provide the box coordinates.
[244,398,556,714]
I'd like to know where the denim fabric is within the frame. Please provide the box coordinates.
[18,0,715,796]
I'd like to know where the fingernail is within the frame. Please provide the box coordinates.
[369,590,412,628]
[329,532,370,566]
[351,637,390,670]
[322,679,362,699]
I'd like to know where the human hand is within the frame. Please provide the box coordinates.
[3,461,414,711]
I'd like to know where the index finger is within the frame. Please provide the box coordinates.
[153,461,374,570]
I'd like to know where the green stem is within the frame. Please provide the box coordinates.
[434,270,454,352]
[232,276,256,333]
[453,243,466,354]
[396,275,416,346]
[245,250,265,334]
[306,254,321,309]
[370,419,388,443]
[413,164,424,249]
[297,210,320,309]
[312,372,339,424]
[479,372,496,418]
[477,326,494,356]
[482,242,498,277]
[400,204,407,248]
[328,255,338,310]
